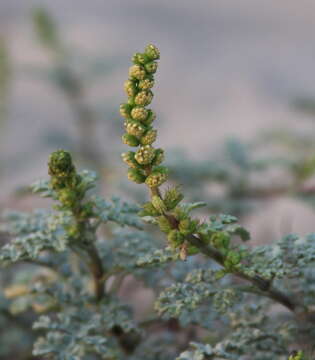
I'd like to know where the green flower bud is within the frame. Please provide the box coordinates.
[120,103,132,119]
[141,109,156,125]
[121,151,141,169]
[122,133,140,147]
[125,119,146,137]
[211,232,230,250]
[145,166,168,187]
[132,52,150,65]
[157,216,172,233]
[178,219,190,233]
[214,269,226,280]
[48,151,79,191]
[151,195,167,214]
[178,218,198,236]
[124,80,137,97]
[138,77,154,90]
[67,223,80,238]
[145,61,158,74]
[164,186,184,210]
[140,128,157,145]
[50,177,60,189]
[127,168,146,184]
[187,245,199,256]
[226,251,241,266]
[48,150,74,178]
[167,229,184,248]
[131,106,148,122]
[152,148,165,166]
[135,145,156,165]
[145,44,160,60]
[58,188,77,207]
[134,90,153,106]
[80,202,94,218]
[139,202,160,217]
[129,64,146,80]
[173,206,188,221]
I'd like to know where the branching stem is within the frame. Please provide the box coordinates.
[148,185,303,316]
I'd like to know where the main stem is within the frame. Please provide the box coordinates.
[73,206,105,301]
[86,243,105,301]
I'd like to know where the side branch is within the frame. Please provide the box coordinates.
[165,212,299,313]
[187,232,297,312]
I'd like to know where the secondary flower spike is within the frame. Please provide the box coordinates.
[120,44,168,189]
[48,149,79,190]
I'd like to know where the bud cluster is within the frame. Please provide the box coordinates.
[138,186,199,258]
[120,44,168,188]
[208,231,243,272]
[48,150,80,194]
[48,150,93,238]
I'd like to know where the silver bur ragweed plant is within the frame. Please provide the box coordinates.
[120,44,315,359]
[1,44,315,360]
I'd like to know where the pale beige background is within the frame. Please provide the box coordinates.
[1,0,315,240]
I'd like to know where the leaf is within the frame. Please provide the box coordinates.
[93,196,143,229]
[31,179,55,198]
[232,225,250,242]
[181,202,207,214]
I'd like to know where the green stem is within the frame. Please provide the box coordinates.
[85,243,105,301]
[69,194,106,301]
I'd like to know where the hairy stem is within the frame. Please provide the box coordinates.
[85,243,105,301]
[186,224,297,312]
[72,203,105,301]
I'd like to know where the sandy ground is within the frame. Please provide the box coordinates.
[1,1,315,239]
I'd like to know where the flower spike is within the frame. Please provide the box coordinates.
[120,44,167,190]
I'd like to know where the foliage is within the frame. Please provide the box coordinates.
[0,44,315,360]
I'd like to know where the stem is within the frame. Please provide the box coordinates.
[186,232,297,312]
[72,205,105,301]
[148,186,301,315]
[150,186,161,197]
[85,243,105,301]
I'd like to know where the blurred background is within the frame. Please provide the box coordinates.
[1,0,315,240]
[2,1,315,359]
